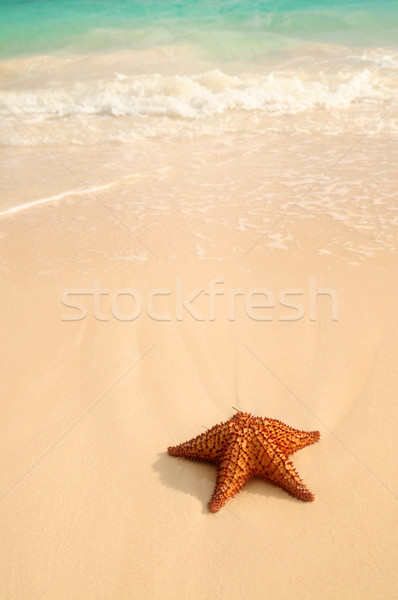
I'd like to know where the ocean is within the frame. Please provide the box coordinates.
[1,0,398,59]
[0,0,397,145]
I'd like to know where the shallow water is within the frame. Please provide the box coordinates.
[0,0,397,264]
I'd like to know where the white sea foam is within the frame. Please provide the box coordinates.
[0,175,134,217]
[1,62,397,144]
[0,68,388,118]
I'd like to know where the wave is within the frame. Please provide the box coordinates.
[1,53,397,144]
[1,68,391,119]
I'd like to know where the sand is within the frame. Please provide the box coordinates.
[1,133,398,599]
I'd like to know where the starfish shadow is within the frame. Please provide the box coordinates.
[153,452,297,513]
[153,452,215,510]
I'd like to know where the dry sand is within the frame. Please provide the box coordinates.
[0,135,398,599]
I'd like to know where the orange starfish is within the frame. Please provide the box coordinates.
[168,411,320,512]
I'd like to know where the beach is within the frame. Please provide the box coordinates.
[1,1,398,598]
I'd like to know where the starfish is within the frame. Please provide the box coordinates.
[168,411,320,512]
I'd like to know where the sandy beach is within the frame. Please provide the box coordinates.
[1,125,398,598]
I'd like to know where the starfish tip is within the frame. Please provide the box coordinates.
[208,499,223,513]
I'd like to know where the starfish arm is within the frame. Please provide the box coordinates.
[208,437,252,512]
[260,443,316,502]
[262,418,320,456]
[167,420,230,464]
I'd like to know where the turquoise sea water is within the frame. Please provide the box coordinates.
[1,0,398,59]
[1,0,397,145]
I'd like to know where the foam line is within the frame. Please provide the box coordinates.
[0,173,142,218]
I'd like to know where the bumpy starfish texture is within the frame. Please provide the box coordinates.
[168,411,320,512]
